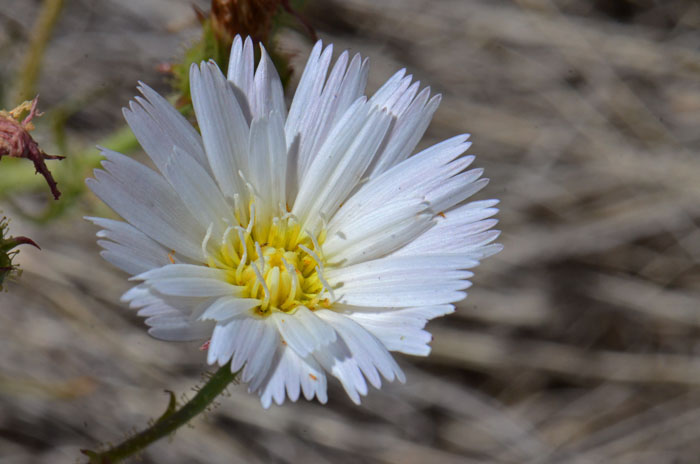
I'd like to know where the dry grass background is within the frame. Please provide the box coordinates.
[1,0,700,462]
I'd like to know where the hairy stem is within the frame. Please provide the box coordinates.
[83,364,239,464]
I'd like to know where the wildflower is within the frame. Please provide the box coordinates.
[87,37,501,407]
[0,97,64,200]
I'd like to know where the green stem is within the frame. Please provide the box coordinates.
[83,364,239,464]
[15,0,65,103]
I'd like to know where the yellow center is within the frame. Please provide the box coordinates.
[206,206,331,316]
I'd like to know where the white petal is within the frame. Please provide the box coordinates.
[388,79,420,116]
[256,345,328,408]
[426,173,489,214]
[317,310,405,388]
[89,217,173,275]
[325,255,478,283]
[89,217,171,265]
[298,356,327,404]
[313,339,367,404]
[368,68,407,108]
[335,270,473,292]
[227,35,255,120]
[300,50,350,166]
[87,150,204,260]
[123,83,209,174]
[303,108,393,232]
[247,111,287,226]
[97,241,157,276]
[252,44,286,119]
[148,277,241,298]
[122,284,158,306]
[294,101,392,232]
[241,319,279,384]
[147,315,213,342]
[337,281,469,307]
[291,97,369,223]
[137,302,176,317]
[345,305,455,355]
[439,199,500,223]
[336,303,455,320]
[197,296,260,321]
[369,91,441,177]
[323,199,429,257]
[270,307,336,358]
[327,213,435,266]
[285,41,333,173]
[327,53,369,129]
[207,317,274,371]
[394,203,502,257]
[190,61,249,199]
[134,263,228,281]
[293,306,337,346]
[207,320,237,365]
[162,146,231,234]
[329,135,472,232]
[230,318,264,372]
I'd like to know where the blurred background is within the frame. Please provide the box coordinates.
[2,0,700,462]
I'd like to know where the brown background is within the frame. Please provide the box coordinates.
[2,0,700,462]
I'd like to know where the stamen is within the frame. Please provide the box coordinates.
[221,225,235,257]
[222,216,241,227]
[306,229,324,261]
[299,244,324,273]
[201,223,213,259]
[252,262,270,308]
[317,213,329,244]
[319,211,329,231]
[238,169,257,195]
[233,193,246,225]
[219,226,237,266]
[255,242,265,272]
[247,203,256,234]
[281,257,298,308]
[235,228,248,282]
[316,266,336,302]
[233,225,248,255]
[221,226,233,246]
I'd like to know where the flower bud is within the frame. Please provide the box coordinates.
[0,96,65,199]
[210,0,282,46]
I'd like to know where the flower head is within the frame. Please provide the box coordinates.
[87,36,501,407]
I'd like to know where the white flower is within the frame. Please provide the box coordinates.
[87,36,501,408]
